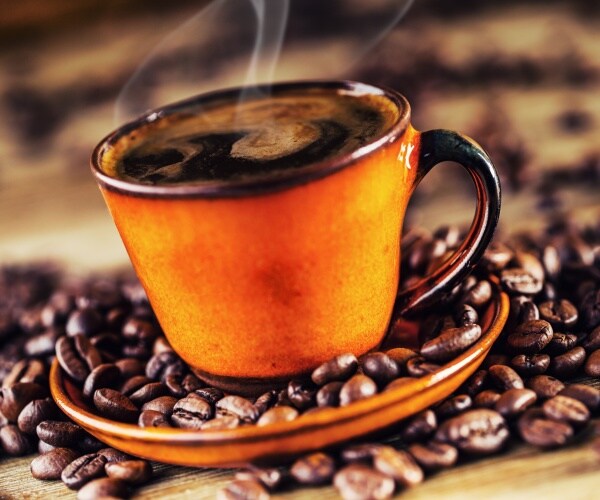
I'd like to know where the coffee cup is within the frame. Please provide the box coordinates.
[91,80,500,394]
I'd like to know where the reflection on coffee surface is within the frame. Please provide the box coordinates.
[104,89,398,185]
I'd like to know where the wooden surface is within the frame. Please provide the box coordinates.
[1,1,599,498]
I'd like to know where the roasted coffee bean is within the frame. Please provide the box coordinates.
[138,410,171,428]
[217,479,269,500]
[462,370,488,397]
[83,364,120,399]
[550,346,586,377]
[2,358,46,388]
[384,348,418,374]
[421,324,482,362]
[0,382,47,422]
[90,333,122,361]
[584,349,600,377]
[171,394,213,429]
[122,317,159,343]
[542,245,561,280]
[406,357,441,377]
[36,420,84,447]
[74,334,103,371]
[66,308,103,337]
[153,336,173,355]
[435,409,509,455]
[474,390,501,408]
[56,336,91,383]
[360,353,399,387]
[105,459,152,485]
[145,351,185,382]
[401,409,437,443]
[543,395,590,425]
[519,301,541,323]
[545,333,578,355]
[339,375,377,406]
[316,381,344,407]
[164,373,203,398]
[287,380,317,410]
[435,394,472,419]
[559,384,600,412]
[482,354,510,369]
[141,395,177,415]
[311,353,358,386]
[494,388,537,418]
[79,433,105,454]
[41,291,75,327]
[510,354,550,376]
[114,358,145,379]
[373,446,423,487]
[194,387,225,405]
[513,251,545,282]
[334,464,395,500]
[254,390,278,415]
[580,288,600,329]
[507,320,553,354]
[482,242,514,271]
[408,441,458,471]
[235,466,283,491]
[200,415,240,430]
[24,328,61,358]
[98,448,132,464]
[257,406,298,426]
[508,297,539,327]
[455,304,479,326]
[76,477,129,500]
[291,452,336,485]
[38,440,57,454]
[462,280,492,309]
[501,268,543,295]
[129,382,169,406]
[518,408,573,448]
[120,375,152,396]
[341,443,384,463]
[488,365,524,391]
[30,447,79,479]
[526,375,565,400]
[582,326,600,352]
[216,395,259,423]
[1,424,33,456]
[93,388,139,423]
[539,300,578,329]
[17,397,58,434]
[61,452,108,490]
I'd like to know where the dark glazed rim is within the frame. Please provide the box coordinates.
[91,80,411,199]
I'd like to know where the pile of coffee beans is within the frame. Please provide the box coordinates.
[0,218,598,499]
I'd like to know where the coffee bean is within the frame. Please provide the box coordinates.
[334,464,395,500]
[24,328,62,358]
[526,375,565,400]
[76,477,129,500]
[517,408,573,448]
[488,365,524,391]
[406,357,441,377]
[582,326,600,352]
[93,388,139,423]
[38,440,57,454]
[0,382,47,422]
[339,375,377,406]
[474,390,501,408]
[436,394,472,419]
[287,380,317,410]
[384,348,418,375]
[408,441,458,471]
[31,447,79,479]
[79,433,105,454]
[373,446,423,487]
[482,354,510,369]
[98,448,133,464]
[114,358,145,379]
[120,375,152,396]
[580,288,600,329]
[360,353,399,387]
[508,297,539,327]
[541,245,561,280]
[341,443,384,463]
[559,384,600,412]
[129,382,169,406]
[539,300,578,329]
[311,353,358,386]
[66,308,103,337]
[543,395,590,425]
[510,354,550,376]
[141,395,178,415]
[145,351,185,382]
[584,349,600,377]
[482,242,514,271]
[501,268,543,295]
[507,320,553,354]
[513,251,545,283]
[56,334,102,383]
[217,479,269,500]
[138,410,171,428]
[462,280,492,309]
[17,397,58,434]
[105,459,152,485]
[122,317,159,344]
[41,291,75,327]
[216,395,258,423]
[550,346,586,377]
[400,409,437,443]
[171,394,213,429]
[36,420,84,447]
[421,324,482,362]
[316,381,344,407]
[2,358,46,388]
[291,452,336,485]
[83,364,120,399]
[435,409,509,454]
[462,370,489,397]
[494,388,537,418]
[235,466,283,491]
[194,387,225,405]
[1,424,33,456]
[61,452,107,490]
[455,304,479,326]
[545,333,578,355]
[200,415,240,430]
[257,406,298,426]
[165,373,203,398]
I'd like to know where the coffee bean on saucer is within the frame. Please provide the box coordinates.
[254,390,278,414]
[461,280,492,309]
[83,363,120,399]
[141,396,178,415]
[384,348,418,374]
[334,464,395,500]
[316,381,344,407]
[408,441,458,471]
[105,459,153,485]
[61,452,108,490]
[93,388,139,423]
[311,353,358,386]
[200,415,240,431]
[542,395,590,425]
[171,394,213,429]
[455,304,479,326]
[550,346,586,377]
[339,375,377,406]
[138,410,171,428]
[421,324,482,362]
[406,357,441,377]
[120,375,152,396]
[76,477,129,500]
[56,335,97,383]
[194,387,225,406]
[526,375,565,400]
[558,384,600,412]
[1,424,33,456]
[129,382,169,407]
[216,396,258,424]
[517,408,573,448]
[145,351,185,382]
[17,397,58,434]
[257,406,298,426]
[291,452,336,485]
[287,380,317,411]
[36,420,84,447]
[30,447,80,479]
[360,353,399,388]
[114,358,146,379]
[585,349,600,377]
[217,479,269,500]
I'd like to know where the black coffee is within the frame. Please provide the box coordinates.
[103,88,397,185]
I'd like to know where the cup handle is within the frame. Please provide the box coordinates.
[394,129,501,316]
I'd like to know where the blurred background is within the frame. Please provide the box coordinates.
[0,0,598,271]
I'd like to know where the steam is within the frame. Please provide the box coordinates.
[114,0,414,124]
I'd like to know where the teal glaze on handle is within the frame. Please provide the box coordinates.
[395,129,501,316]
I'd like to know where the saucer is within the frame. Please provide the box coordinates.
[50,278,509,468]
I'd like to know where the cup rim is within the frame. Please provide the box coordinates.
[91,80,411,198]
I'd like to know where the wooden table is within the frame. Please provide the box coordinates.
[1,1,599,498]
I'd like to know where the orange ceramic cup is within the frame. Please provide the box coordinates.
[91,81,500,394]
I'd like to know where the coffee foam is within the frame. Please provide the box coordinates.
[102,89,398,186]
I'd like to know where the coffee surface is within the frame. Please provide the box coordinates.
[103,89,397,185]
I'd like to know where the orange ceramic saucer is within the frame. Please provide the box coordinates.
[50,279,508,468]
